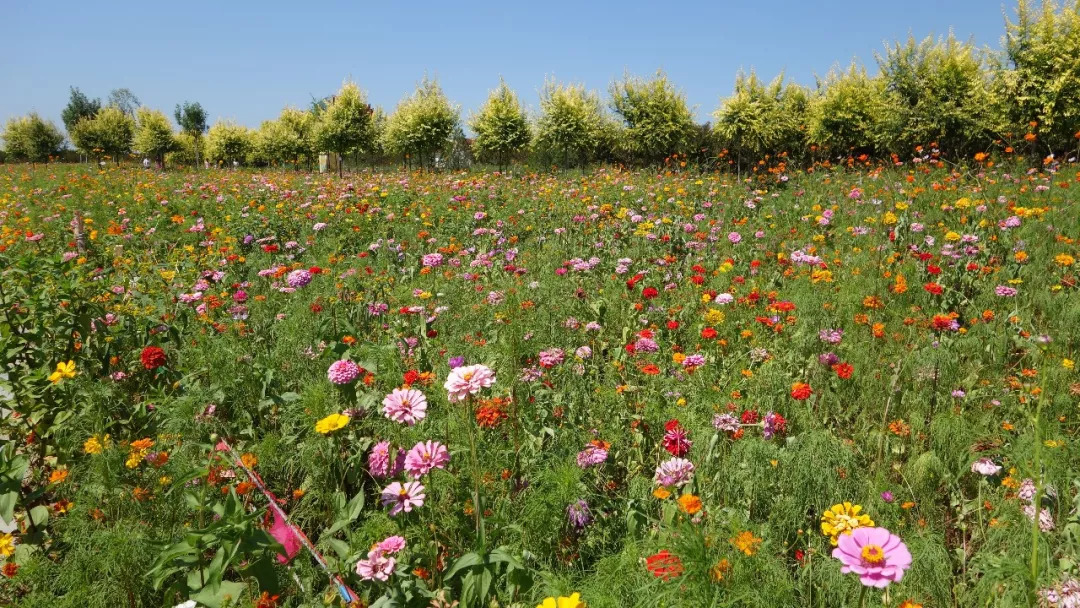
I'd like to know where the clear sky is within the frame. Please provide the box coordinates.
[2,0,1018,135]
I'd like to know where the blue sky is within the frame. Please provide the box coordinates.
[2,0,1017,135]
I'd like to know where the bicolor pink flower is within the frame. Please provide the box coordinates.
[403,440,449,478]
[381,388,428,425]
[354,548,396,581]
[443,364,496,402]
[832,527,912,588]
[381,480,426,516]
[654,457,695,488]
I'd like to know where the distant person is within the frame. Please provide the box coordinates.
[232,160,239,169]
[204,160,210,170]
[143,158,150,169]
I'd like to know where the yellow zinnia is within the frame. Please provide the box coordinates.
[537,592,585,608]
[821,502,874,545]
[0,532,15,558]
[315,413,350,435]
[48,360,77,383]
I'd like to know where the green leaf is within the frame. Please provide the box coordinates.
[444,551,483,580]
[28,505,49,528]
[323,537,351,560]
[0,492,16,525]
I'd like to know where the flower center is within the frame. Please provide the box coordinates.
[462,371,474,381]
[861,544,885,565]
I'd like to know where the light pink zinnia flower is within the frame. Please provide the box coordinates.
[403,440,449,478]
[832,527,912,588]
[381,480,425,516]
[653,457,695,488]
[381,388,428,425]
[376,535,406,554]
[354,548,396,581]
[327,359,360,385]
[443,364,496,402]
[971,458,1002,476]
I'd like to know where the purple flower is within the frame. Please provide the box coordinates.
[880,491,894,503]
[995,285,1018,297]
[819,352,840,367]
[567,499,592,529]
[448,355,465,369]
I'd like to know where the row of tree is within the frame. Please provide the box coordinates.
[4,0,1080,170]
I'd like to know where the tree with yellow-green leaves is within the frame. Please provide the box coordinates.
[205,120,253,167]
[255,107,317,168]
[134,108,178,169]
[70,106,135,164]
[469,79,530,171]
[713,72,810,172]
[315,81,374,176]
[534,79,613,170]
[610,71,696,166]
[2,113,65,164]
[382,77,460,170]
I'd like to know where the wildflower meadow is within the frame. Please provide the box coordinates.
[3,2,1080,607]
[0,153,1078,608]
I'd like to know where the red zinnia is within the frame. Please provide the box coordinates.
[790,382,813,400]
[701,327,717,339]
[140,346,167,370]
[642,286,659,299]
[646,550,684,580]
[923,282,943,295]
[832,362,854,379]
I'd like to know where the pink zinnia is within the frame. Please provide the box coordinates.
[403,440,449,478]
[287,269,312,288]
[832,527,912,588]
[538,348,565,369]
[654,457,695,488]
[381,480,426,516]
[354,548,396,581]
[327,359,360,385]
[376,535,406,554]
[382,388,428,425]
[368,441,393,478]
[443,364,496,403]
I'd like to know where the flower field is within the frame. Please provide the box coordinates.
[1,159,1079,608]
